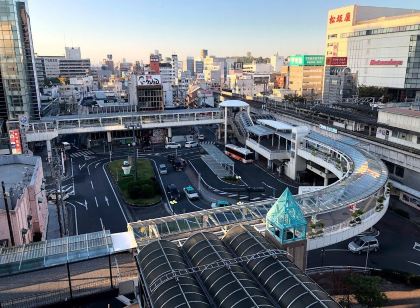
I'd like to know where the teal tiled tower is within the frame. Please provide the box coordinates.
[266,188,307,244]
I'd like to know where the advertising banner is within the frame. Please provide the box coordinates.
[137,75,161,86]
[289,55,325,66]
[9,129,22,154]
[326,57,347,66]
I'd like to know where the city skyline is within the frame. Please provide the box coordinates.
[29,0,420,63]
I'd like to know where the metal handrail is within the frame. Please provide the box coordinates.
[306,265,380,275]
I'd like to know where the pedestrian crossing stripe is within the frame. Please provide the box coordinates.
[69,150,95,158]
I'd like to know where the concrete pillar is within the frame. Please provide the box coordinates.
[324,177,329,186]
[167,127,172,138]
[218,124,221,140]
[107,131,112,143]
[224,107,228,144]
[267,160,273,170]
[46,140,52,162]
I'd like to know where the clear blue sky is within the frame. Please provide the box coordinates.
[29,0,420,64]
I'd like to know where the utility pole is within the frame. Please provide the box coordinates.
[51,146,65,237]
[1,181,15,246]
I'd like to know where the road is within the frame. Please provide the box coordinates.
[307,210,420,275]
[62,144,213,235]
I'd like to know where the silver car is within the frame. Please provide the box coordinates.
[159,164,167,175]
[348,236,379,254]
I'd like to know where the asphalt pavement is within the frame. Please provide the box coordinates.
[307,209,420,275]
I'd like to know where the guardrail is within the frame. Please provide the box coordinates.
[306,266,379,275]
[307,193,389,250]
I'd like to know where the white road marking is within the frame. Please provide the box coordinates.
[227,194,237,197]
[102,163,129,223]
[99,217,105,230]
[95,162,101,168]
[66,201,79,235]
[95,196,99,208]
[407,261,420,268]
[105,196,109,207]
[150,159,173,215]
[75,200,88,210]
[90,180,94,190]
[186,197,205,210]
[79,163,86,170]
[254,163,299,188]
[250,197,261,201]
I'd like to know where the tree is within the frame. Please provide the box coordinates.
[357,85,394,102]
[284,94,305,103]
[346,274,388,307]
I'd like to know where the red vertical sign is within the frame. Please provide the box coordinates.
[9,129,22,154]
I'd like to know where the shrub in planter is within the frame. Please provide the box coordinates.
[349,220,357,227]
[377,196,385,203]
[352,209,364,218]
[128,182,142,199]
[355,217,362,224]
[140,183,156,198]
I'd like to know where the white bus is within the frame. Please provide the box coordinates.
[225,144,254,163]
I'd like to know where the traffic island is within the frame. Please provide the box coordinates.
[107,159,161,206]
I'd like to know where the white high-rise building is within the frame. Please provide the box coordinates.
[270,53,286,72]
[65,47,81,60]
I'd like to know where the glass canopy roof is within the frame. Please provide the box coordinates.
[0,230,113,276]
[130,132,388,245]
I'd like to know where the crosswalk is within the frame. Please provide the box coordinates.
[69,150,95,158]
[199,141,216,145]
[208,187,265,201]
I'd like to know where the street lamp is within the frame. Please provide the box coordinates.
[125,123,141,181]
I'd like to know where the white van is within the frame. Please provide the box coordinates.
[348,236,379,254]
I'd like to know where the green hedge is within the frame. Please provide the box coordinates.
[107,159,161,206]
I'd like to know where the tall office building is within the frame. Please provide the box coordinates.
[200,49,208,60]
[36,47,91,82]
[0,0,40,121]
[325,5,420,100]
[65,47,81,60]
[185,56,195,76]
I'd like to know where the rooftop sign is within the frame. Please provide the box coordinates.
[369,59,403,66]
[289,55,325,66]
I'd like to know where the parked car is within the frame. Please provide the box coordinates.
[197,134,205,141]
[211,200,230,208]
[348,236,379,254]
[48,193,70,201]
[167,184,180,201]
[159,164,167,175]
[185,141,198,148]
[165,142,181,149]
[62,142,71,150]
[183,185,199,200]
[167,154,176,163]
